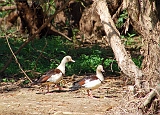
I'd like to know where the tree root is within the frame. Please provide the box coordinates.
[140,84,160,108]
[139,84,160,112]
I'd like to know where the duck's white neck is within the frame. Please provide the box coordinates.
[56,58,67,74]
[96,70,104,82]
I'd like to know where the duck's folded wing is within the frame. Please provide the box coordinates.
[37,75,50,83]
[70,75,98,91]
[46,69,62,76]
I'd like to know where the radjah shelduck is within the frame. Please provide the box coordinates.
[70,65,105,98]
[35,56,75,93]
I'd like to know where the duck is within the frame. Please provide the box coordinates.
[34,56,75,93]
[70,65,105,98]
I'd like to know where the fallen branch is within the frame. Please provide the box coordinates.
[0,79,25,93]
[0,36,32,73]
[140,84,160,108]
[5,36,33,83]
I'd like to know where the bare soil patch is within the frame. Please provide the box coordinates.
[0,77,133,115]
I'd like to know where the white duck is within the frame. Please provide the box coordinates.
[35,56,75,93]
[70,65,104,98]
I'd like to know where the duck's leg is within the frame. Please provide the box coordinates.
[40,86,44,94]
[38,85,46,94]
[57,83,62,90]
[46,84,50,93]
[87,90,93,98]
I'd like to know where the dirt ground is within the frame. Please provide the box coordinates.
[0,76,143,115]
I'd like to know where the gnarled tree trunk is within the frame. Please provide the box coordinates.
[125,0,160,90]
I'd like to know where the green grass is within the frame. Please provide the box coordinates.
[0,35,120,81]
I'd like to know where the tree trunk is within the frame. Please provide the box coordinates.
[125,0,160,90]
[15,0,44,37]
[94,0,143,89]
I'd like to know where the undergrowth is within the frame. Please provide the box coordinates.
[0,35,120,82]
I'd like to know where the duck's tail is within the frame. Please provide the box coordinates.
[69,81,82,91]
[31,78,42,85]
[31,81,38,85]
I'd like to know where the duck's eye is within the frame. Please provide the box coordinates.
[67,58,70,61]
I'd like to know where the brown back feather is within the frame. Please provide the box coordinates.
[37,69,62,83]
[76,75,98,86]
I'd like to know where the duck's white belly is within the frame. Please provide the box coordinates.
[47,73,63,83]
[83,79,101,90]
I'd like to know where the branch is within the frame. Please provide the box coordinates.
[49,25,72,41]
[0,36,32,73]
[5,36,33,83]
[11,70,41,78]
[0,5,16,11]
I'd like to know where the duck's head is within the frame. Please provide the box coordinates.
[57,56,75,74]
[96,65,105,81]
[63,56,75,63]
[97,65,105,72]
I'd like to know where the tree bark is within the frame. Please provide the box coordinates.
[125,0,160,90]
[94,0,143,89]
[0,5,16,11]
[15,0,43,36]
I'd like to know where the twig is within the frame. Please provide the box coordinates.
[11,70,41,78]
[5,36,33,83]
[49,25,72,41]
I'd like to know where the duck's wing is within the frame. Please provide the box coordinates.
[36,69,62,83]
[36,75,50,83]
[45,69,62,76]
[70,75,98,91]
